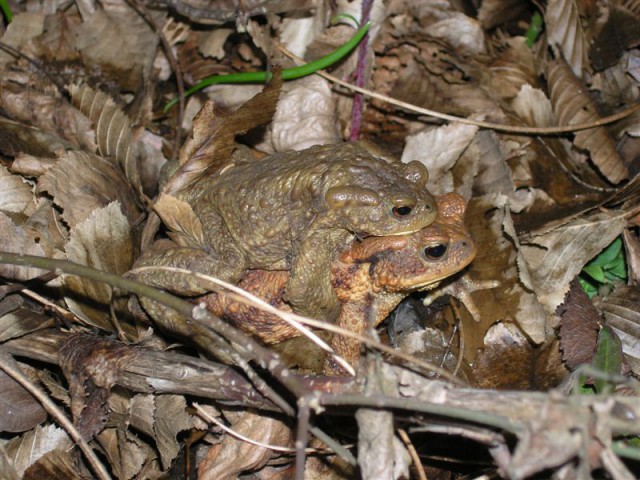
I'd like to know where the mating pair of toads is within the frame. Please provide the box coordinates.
[131,141,476,376]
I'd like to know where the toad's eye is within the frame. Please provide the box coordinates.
[392,205,413,218]
[423,244,447,259]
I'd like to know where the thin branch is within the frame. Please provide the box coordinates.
[0,348,111,480]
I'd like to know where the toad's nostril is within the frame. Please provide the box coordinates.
[423,244,447,259]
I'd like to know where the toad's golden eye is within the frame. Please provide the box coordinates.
[392,205,413,218]
[423,244,447,260]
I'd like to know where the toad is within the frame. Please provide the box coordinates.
[138,141,437,321]
[204,193,477,374]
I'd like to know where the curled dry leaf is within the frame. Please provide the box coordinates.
[63,202,133,329]
[520,209,628,315]
[67,84,141,193]
[96,427,148,480]
[545,0,588,78]
[154,395,197,469]
[546,57,629,184]
[488,35,539,102]
[0,166,36,216]
[37,150,141,229]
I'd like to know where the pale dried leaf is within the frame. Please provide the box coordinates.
[67,84,141,191]
[0,363,47,433]
[37,150,141,228]
[198,28,233,59]
[32,13,81,62]
[154,395,195,469]
[598,285,640,375]
[0,117,68,158]
[0,166,36,216]
[0,13,44,67]
[477,0,528,29]
[511,84,555,128]
[545,0,588,77]
[0,84,96,153]
[520,210,628,315]
[0,444,20,480]
[198,411,292,480]
[10,153,56,177]
[63,202,133,329]
[4,424,71,478]
[265,76,338,153]
[24,199,68,256]
[489,35,539,101]
[0,213,47,281]
[129,394,156,439]
[154,194,206,248]
[401,122,478,197]
[546,58,629,183]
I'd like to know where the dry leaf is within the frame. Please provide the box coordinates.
[590,5,640,71]
[96,427,148,480]
[0,165,36,216]
[545,0,588,77]
[37,150,141,228]
[63,202,133,329]
[32,13,82,62]
[4,424,71,478]
[154,395,195,469]
[154,194,206,248]
[67,83,141,192]
[520,210,628,315]
[0,361,47,433]
[0,13,44,67]
[22,447,82,480]
[546,57,629,183]
[0,308,52,343]
[401,122,478,196]
[597,285,640,375]
[0,213,47,281]
[198,410,293,480]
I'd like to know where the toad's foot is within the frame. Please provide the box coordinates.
[423,275,499,322]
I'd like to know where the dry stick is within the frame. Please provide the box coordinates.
[277,46,640,135]
[0,349,111,480]
[0,253,352,466]
[397,428,427,480]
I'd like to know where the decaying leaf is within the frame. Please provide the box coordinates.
[155,395,196,469]
[63,202,133,329]
[96,427,149,480]
[0,13,44,67]
[520,209,628,315]
[0,213,48,281]
[546,57,629,184]
[0,308,52,343]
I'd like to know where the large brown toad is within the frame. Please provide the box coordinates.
[204,193,476,374]
[139,141,437,321]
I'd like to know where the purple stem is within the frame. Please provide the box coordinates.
[349,0,373,141]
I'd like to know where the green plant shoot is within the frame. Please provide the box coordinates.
[579,237,627,298]
[525,11,543,48]
[164,22,371,112]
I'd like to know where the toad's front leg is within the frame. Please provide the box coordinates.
[283,228,352,321]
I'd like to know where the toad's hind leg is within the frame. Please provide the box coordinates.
[283,229,350,321]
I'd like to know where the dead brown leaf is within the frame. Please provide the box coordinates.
[545,0,588,77]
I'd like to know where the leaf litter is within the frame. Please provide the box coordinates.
[0,0,640,479]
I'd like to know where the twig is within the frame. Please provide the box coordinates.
[397,428,427,480]
[0,348,111,480]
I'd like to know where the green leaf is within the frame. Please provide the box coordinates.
[583,264,606,283]
[590,238,622,267]
[591,326,623,394]
[0,0,12,22]
[606,260,627,280]
[578,276,597,298]
[525,11,544,48]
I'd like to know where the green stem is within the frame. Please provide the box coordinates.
[0,0,13,23]
[164,22,371,112]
